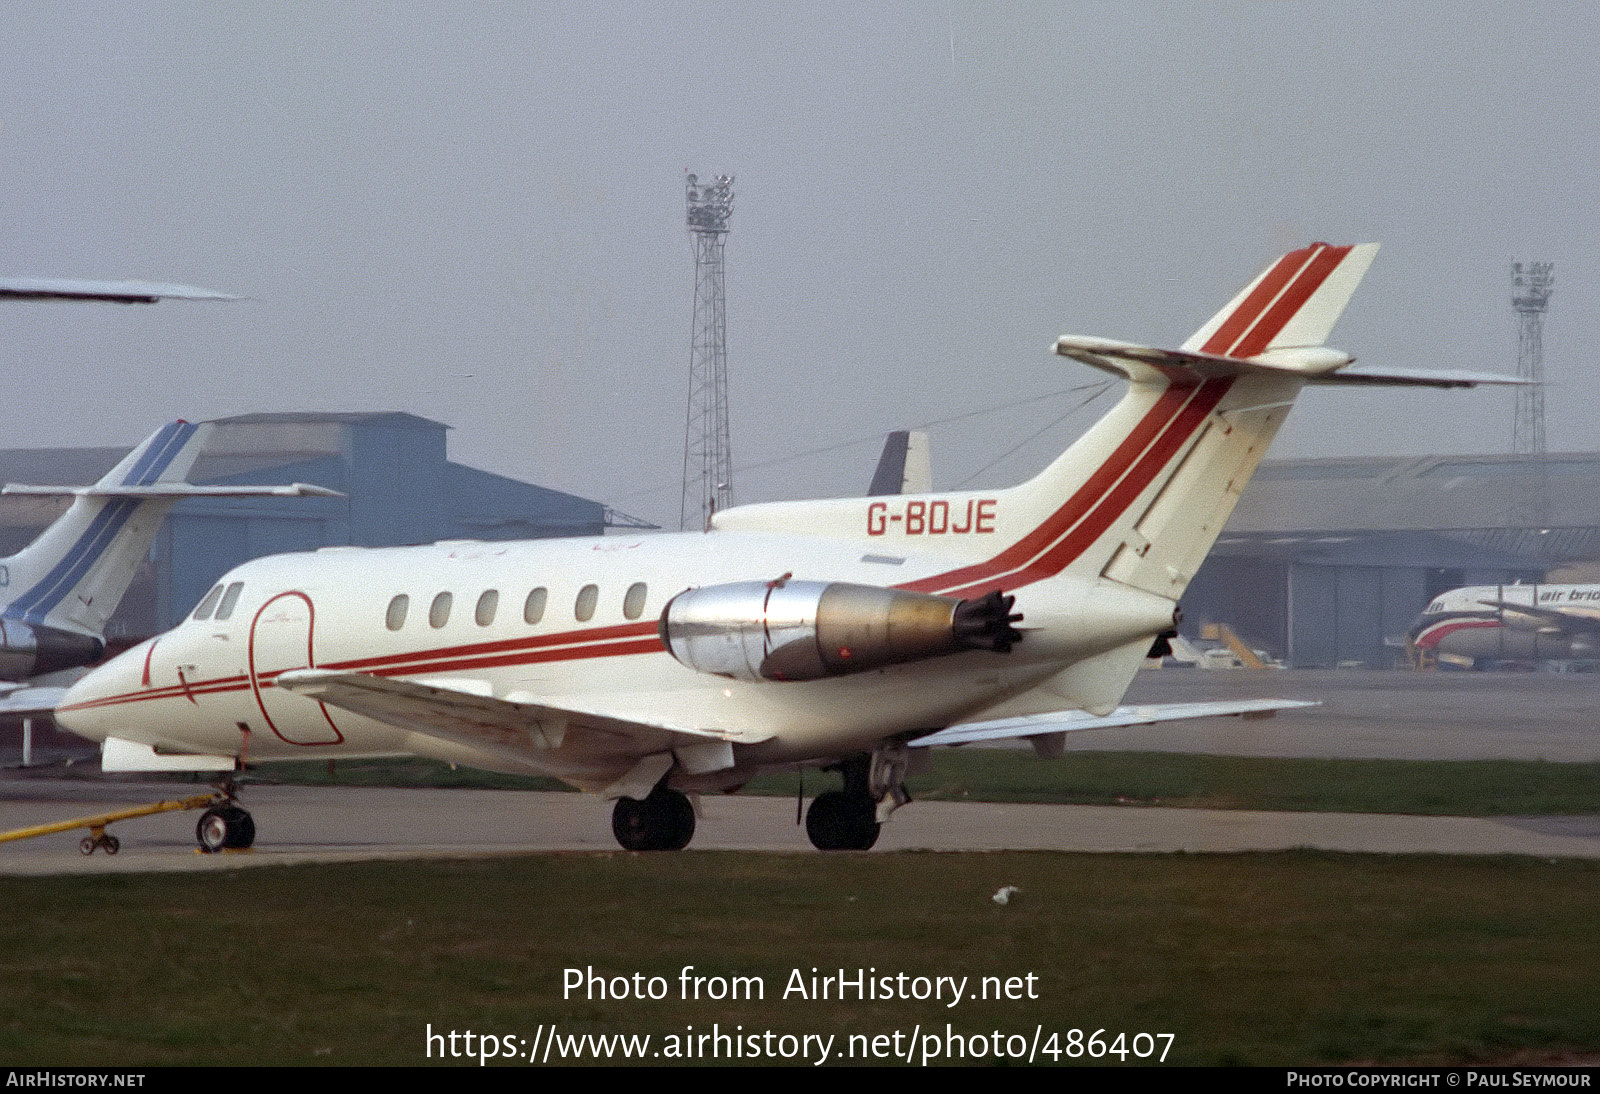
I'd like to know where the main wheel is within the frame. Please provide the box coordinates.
[196,805,256,853]
[611,786,695,851]
[805,790,881,851]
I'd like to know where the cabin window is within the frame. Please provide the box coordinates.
[476,589,499,626]
[430,591,453,628]
[192,585,224,621]
[523,587,547,625]
[214,582,245,621]
[386,594,409,631]
[575,584,598,622]
[623,582,648,620]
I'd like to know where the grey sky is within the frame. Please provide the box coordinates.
[0,2,1591,528]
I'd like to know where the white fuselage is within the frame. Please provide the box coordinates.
[56,527,1171,791]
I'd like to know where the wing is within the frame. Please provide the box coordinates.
[1479,599,1600,634]
[910,698,1317,750]
[0,684,68,716]
[274,669,775,772]
[0,277,237,303]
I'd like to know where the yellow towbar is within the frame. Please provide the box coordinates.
[0,793,222,855]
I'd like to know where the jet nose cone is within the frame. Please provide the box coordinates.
[57,641,148,741]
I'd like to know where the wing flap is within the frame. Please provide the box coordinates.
[909,698,1317,748]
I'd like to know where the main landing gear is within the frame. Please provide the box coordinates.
[804,750,910,851]
[611,785,696,851]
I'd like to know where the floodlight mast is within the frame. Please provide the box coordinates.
[680,172,734,532]
[1511,260,1553,457]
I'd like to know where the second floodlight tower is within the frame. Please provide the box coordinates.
[680,172,735,532]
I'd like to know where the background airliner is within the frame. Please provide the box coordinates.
[1409,583,1600,667]
[55,242,1516,853]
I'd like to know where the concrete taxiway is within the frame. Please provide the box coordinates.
[0,779,1596,875]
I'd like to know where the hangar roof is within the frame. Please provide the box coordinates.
[1233,452,1600,533]
[1227,452,1600,566]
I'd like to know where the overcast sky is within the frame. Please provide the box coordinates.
[0,2,1592,528]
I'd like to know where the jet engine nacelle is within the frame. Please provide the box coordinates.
[659,580,1022,682]
[0,618,104,679]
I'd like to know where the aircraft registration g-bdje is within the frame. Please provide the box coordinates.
[56,243,1514,852]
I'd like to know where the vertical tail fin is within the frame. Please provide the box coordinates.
[867,430,932,495]
[1,422,209,635]
[1182,242,1379,356]
[897,244,1379,605]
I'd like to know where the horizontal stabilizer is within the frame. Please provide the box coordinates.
[1055,337,1519,389]
[909,698,1318,748]
[1309,366,1525,388]
[3,483,343,499]
[0,278,237,303]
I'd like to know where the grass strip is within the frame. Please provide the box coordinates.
[0,851,1595,1067]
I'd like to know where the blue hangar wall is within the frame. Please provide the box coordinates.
[0,412,609,635]
[156,412,610,630]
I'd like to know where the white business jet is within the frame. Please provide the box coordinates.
[56,243,1516,852]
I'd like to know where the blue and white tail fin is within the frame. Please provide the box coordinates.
[0,422,340,642]
[1,422,211,637]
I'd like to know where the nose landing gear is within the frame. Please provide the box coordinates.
[195,803,256,853]
[195,778,255,853]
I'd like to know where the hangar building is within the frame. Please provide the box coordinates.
[0,412,630,635]
[1181,452,1600,668]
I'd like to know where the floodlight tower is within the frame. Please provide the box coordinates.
[1512,260,1554,455]
[680,172,735,532]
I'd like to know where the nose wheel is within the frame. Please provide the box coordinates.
[196,804,256,853]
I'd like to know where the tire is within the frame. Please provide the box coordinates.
[612,797,654,851]
[222,807,256,849]
[196,805,256,853]
[197,808,230,853]
[611,787,696,851]
[805,790,881,851]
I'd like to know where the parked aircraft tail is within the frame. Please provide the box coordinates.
[715,242,1510,613]
[0,422,339,652]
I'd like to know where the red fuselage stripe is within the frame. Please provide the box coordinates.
[896,380,1201,596]
[57,631,664,713]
